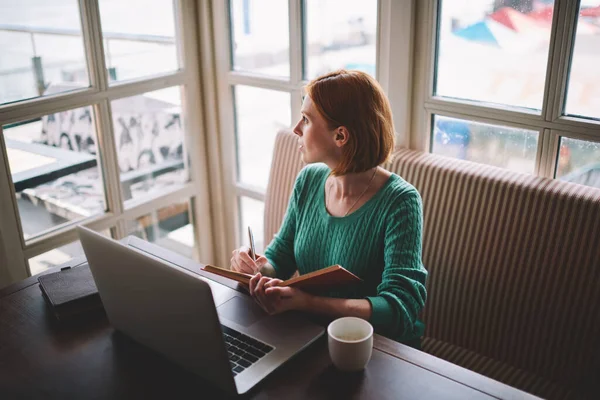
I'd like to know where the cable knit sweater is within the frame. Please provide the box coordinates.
[264,163,427,346]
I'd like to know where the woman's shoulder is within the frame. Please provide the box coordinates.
[386,173,419,195]
[383,173,422,208]
[296,163,330,186]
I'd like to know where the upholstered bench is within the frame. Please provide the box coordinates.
[263,130,600,400]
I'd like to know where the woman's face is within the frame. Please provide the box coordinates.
[292,96,338,165]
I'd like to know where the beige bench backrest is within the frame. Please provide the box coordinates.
[264,130,304,248]
[264,129,600,386]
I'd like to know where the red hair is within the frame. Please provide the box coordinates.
[305,69,395,176]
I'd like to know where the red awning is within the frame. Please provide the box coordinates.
[490,7,549,32]
[528,6,554,25]
[580,6,600,17]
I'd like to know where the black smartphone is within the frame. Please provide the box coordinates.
[248,226,256,262]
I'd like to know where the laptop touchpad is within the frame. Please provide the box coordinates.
[217,296,265,327]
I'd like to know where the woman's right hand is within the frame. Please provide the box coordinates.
[230,246,268,275]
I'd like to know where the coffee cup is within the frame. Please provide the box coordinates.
[327,317,373,371]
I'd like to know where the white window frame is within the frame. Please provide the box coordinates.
[411,0,600,179]
[0,0,214,286]
[211,0,415,255]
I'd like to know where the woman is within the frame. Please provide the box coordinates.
[231,70,427,348]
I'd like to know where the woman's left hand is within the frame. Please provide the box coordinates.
[249,273,311,315]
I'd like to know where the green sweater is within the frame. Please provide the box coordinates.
[265,163,428,346]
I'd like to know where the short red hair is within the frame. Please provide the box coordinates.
[305,69,395,176]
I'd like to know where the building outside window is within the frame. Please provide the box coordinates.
[0,0,211,284]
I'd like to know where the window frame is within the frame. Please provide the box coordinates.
[411,0,600,179]
[0,0,214,283]
[212,0,415,255]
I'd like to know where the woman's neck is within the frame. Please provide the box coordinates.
[328,167,378,198]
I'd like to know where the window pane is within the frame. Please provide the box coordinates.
[28,229,110,276]
[3,108,106,239]
[98,0,178,83]
[111,87,188,203]
[234,86,291,190]
[239,196,265,254]
[126,200,195,259]
[431,115,539,174]
[556,137,600,189]
[304,0,377,80]
[29,241,84,276]
[229,0,289,78]
[564,2,600,120]
[0,0,89,105]
[435,1,555,110]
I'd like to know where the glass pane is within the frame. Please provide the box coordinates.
[435,1,555,110]
[28,229,111,276]
[111,87,188,202]
[431,115,539,174]
[126,200,195,259]
[556,137,600,189]
[304,0,377,80]
[98,0,179,83]
[29,241,83,276]
[3,108,106,239]
[230,0,289,78]
[564,2,600,120]
[239,196,265,254]
[234,86,291,189]
[0,0,89,105]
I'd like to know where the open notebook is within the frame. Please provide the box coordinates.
[202,264,362,293]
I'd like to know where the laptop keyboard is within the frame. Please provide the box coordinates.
[221,325,274,376]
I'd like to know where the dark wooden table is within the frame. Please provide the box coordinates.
[0,243,540,400]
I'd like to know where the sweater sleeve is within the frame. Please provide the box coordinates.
[365,189,428,339]
[264,168,308,280]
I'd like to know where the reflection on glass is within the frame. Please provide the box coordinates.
[28,230,110,276]
[234,86,291,189]
[98,0,179,82]
[436,0,555,110]
[126,200,195,259]
[230,0,289,77]
[565,2,600,120]
[111,86,188,202]
[0,0,89,104]
[556,137,600,189]
[3,108,105,240]
[431,115,538,174]
[304,0,377,80]
[240,196,265,254]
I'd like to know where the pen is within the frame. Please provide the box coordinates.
[247,226,256,262]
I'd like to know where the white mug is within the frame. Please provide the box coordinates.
[327,317,373,371]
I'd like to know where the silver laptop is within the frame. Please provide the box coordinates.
[77,226,324,395]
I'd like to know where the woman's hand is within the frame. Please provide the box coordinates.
[249,273,311,315]
[230,246,268,275]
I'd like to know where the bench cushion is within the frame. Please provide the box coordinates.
[386,149,600,394]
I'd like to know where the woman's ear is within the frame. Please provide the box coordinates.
[334,127,350,146]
